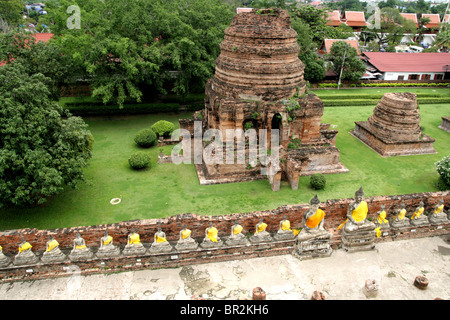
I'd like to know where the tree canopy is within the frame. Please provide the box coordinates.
[326,41,366,82]
[0,63,94,208]
[41,0,235,106]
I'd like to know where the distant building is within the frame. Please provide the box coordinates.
[322,39,361,55]
[362,52,450,81]
[326,10,367,31]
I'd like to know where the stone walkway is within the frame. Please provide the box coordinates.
[0,235,448,300]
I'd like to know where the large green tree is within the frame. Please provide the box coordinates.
[42,0,235,106]
[326,41,366,82]
[0,63,94,208]
[0,0,24,26]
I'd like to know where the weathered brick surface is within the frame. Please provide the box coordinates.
[0,191,448,282]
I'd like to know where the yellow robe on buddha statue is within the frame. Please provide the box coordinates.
[156,235,167,243]
[46,240,59,252]
[19,242,32,253]
[337,201,368,230]
[411,207,424,220]
[207,227,218,242]
[434,204,444,215]
[103,235,113,245]
[128,233,141,245]
[397,208,406,220]
[181,229,191,240]
[233,225,243,235]
[306,209,325,229]
[255,222,267,234]
[281,220,291,231]
[377,210,388,224]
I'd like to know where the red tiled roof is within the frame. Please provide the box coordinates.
[363,52,450,73]
[324,39,360,55]
[444,14,450,23]
[401,13,418,27]
[326,10,341,26]
[32,33,54,42]
[422,14,440,28]
[0,33,54,67]
[344,11,367,27]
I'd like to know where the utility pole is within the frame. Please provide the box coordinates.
[337,44,348,90]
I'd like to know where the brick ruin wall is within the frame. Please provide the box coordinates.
[0,191,448,253]
[0,191,448,282]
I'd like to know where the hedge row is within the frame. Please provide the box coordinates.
[318,82,450,88]
[323,97,450,107]
[64,102,181,116]
[317,92,445,100]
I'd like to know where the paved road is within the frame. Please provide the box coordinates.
[0,235,448,300]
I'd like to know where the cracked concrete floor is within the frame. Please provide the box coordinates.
[0,235,448,300]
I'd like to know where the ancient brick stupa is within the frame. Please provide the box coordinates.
[179,8,348,190]
[351,92,436,157]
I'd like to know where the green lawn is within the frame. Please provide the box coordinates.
[0,102,449,231]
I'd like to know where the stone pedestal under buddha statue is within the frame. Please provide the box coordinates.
[13,237,39,266]
[200,222,223,249]
[96,230,121,258]
[250,218,273,243]
[41,235,67,263]
[294,195,332,260]
[338,187,376,253]
[69,232,94,262]
[225,219,249,246]
[274,215,296,241]
[175,224,198,251]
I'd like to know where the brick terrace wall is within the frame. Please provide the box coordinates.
[0,191,448,283]
[1,191,448,255]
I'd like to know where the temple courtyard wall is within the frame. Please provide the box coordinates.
[0,190,448,282]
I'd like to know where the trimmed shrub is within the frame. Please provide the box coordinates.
[151,120,175,138]
[128,152,151,170]
[310,173,326,190]
[134,128,157,148]
[435,155,450,186]
[436,176,450,191]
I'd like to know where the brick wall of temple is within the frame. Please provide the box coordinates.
[1,191,448,255]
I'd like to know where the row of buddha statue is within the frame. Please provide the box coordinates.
[0,189,447,267]
[373,199,448,235]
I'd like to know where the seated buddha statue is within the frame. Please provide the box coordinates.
[390,203,411,229]
[122,228,147,256]
[201,222,223,248]
[374,205,390,238]
[226,219,249,246]
[41,235,67,263]
[429,199,449,225]
[13,237,39,266]
[175,224,198,251]
[69,231,94,261]
[0,245,11,267]
[338,187,375,233]
[149,224,173,253]
[96,230,121,258]
[250,217,273,243]
[374,205,390,230]
[297,195,330,242]
[274,215,296,241]
[410,201,429,227]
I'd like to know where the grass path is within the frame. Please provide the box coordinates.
[0,103,448,231]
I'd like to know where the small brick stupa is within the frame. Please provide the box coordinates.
[179,8,348,190]
[351,92,436,157]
